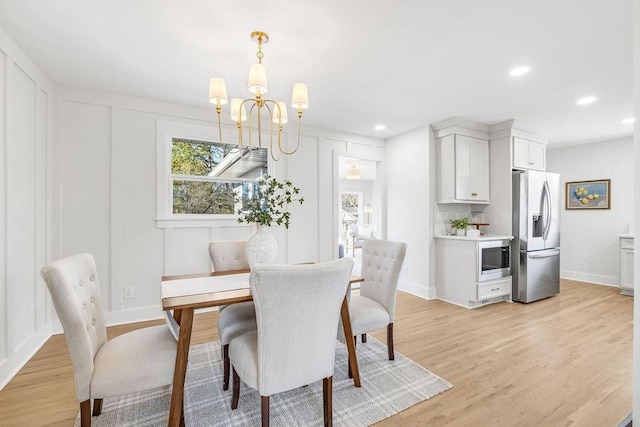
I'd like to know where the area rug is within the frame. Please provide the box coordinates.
[76,338,452,426]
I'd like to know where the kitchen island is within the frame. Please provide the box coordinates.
[435,234,513,308]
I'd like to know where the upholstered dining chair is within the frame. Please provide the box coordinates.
[209,240,256,391]
[40,253,179,427]
[229,258,354,427]
[349,239,407,361]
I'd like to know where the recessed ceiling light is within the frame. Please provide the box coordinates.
[374,124,386,131]
[576,96,597,105]
[622,118,636,124]
[509,66,530,76]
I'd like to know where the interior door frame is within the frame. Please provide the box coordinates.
[330,149,385,260]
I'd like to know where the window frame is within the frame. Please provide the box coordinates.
[340,191,363,224]
[156,120,275,227]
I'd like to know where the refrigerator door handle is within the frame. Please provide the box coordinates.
[528,249,560,259]
[542,180,551,241]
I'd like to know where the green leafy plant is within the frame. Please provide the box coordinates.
[449,217,469,230]
[237,175,304,229]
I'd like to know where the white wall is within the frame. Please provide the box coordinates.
[51,85,385,326]
[386,126,433,298]
[0,26,52,389]
[547,137,634,286]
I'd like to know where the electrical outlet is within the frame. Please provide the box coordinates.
[123,287,134,299]
[578,261,587,271]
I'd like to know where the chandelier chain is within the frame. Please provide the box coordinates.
[256,35,264,64]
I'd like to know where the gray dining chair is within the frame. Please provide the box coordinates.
[229,258,354,427]
[41,253,179,427]
[209,240,256,391]
[349,239,407,360]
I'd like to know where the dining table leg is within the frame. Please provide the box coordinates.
[168,307,194,427]
[340,297,361,387]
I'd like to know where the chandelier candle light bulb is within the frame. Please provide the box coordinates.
[208,31,309,161]
[272,101,288,125]
[291,83,309,112]
[230,98,247,122]
[208,77,228,106]
[248,63,268,95]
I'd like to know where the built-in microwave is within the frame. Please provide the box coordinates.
[477,239,511,282]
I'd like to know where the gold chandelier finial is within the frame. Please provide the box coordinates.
[208,31,309,161]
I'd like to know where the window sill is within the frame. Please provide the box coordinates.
[156,215,250,229]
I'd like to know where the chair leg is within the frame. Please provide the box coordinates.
[231,368,240,409]
[348,336,357,378]
[223,344,230,390]
[387,323,394,360]
[361,333,367,343]
[323,376,333,427]
[180,398,185,427]
[80,400,91,427]
[92,398,103,416]
[261,395,270,427]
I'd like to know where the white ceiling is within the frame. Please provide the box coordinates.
[0,0,634,149]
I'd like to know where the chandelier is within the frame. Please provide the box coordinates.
[346,164,361,180]
[208,31,309,161]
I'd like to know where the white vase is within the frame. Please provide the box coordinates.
[246,225,277,268]
[456,228,466,236]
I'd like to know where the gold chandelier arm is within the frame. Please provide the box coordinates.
[262,100,281,161]
[261,99,297,158]
[277,111,302,156]
[246,101,260,151]
[238,99,257,153]
[215,100,223,144]
[257,100,264,150]
[270,106,281,162]
[237,114,244,155]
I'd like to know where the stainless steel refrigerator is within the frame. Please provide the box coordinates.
[512,170,561,302]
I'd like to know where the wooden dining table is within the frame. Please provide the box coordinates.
[161,268,364,427]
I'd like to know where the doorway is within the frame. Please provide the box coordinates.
[337,156,381,276]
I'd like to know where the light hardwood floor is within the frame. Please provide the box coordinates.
[0,279,632,426]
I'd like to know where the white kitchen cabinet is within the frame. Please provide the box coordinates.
[437,134,490,204]
[477,277,512,301]
[619,235,634,296]
[513,136,546,171]
[434,235,512,308]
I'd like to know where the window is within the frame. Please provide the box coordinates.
[171,138,267,215]
[340,192,362,229]
[156,120,272,224]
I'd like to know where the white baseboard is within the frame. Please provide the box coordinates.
[398,279,434,300]
[435,296,474,309]
[561,270,619,287]
[0,330,51,390]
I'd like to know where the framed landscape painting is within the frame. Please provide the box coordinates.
[565,179,610,209]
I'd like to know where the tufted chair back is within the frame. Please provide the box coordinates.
[209,241,250,272]
[239,258,354,395]
[41,253,107,402]
[360,239,407,322]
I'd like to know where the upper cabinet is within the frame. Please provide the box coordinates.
[512,136,546,171]
[437,134,490,204]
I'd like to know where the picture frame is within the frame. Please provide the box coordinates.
[565,179,610,210]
